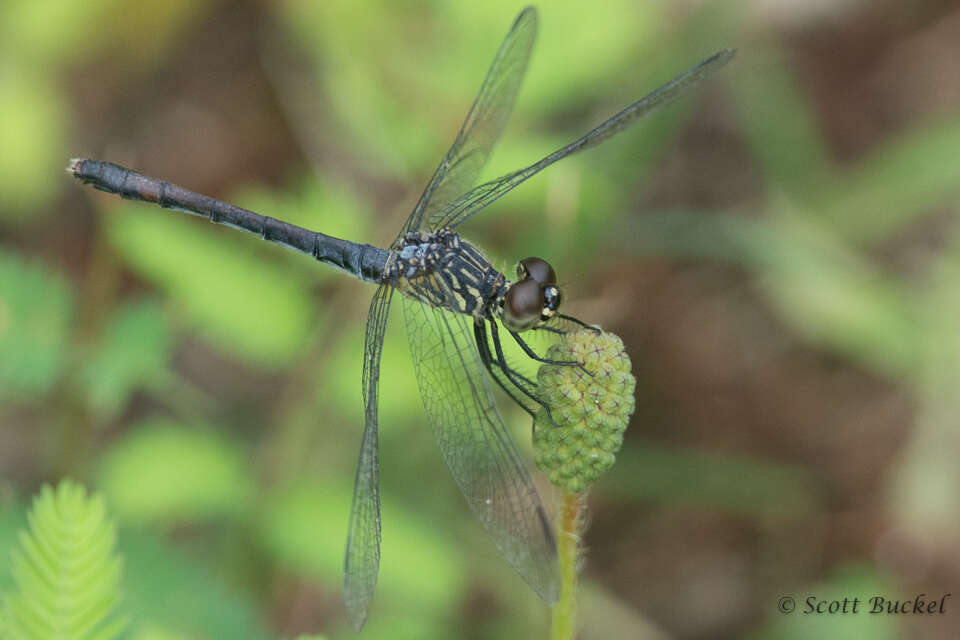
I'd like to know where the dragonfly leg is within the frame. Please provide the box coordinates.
[484,320,562,429]
[535,325,566,336]
[476,323,537,390]
[508,328,593,377]
[555,312,601,333]
[474,321,538,420]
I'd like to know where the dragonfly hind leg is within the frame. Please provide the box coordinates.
[475,320,563,429]
[474,321,536,417]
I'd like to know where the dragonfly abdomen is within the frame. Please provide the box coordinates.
[69,159,390,284]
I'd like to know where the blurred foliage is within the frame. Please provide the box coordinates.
[106,202,318,368]
[0,71,66,219]
[2,480,126,640]
[278,0,661,178]
[97,418,254,526]
[2,0,959,638]
[80,300,172,421]
[118,532,272,640]
[0,249,73,400]
[747,566,895,640]
[604,442,821,517]
[258,482,462,631]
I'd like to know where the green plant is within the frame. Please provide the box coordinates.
[2,480,126,640]
[534,330,636,640]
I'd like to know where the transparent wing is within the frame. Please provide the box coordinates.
[344,283,395,631]
[402,295,559,601]
[429,48,736,231]
[484,355,541,416]
[398,7,538,240]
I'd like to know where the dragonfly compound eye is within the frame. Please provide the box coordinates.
[542,285,562,318]
[517,257,557,285]
[503,278,545,331]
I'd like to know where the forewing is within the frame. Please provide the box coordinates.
[431,48,736,231]
[344,283,395,631]
[398,7,538,240]
[402,296,559,602]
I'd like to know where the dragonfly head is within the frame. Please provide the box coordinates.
[501,257,562,332]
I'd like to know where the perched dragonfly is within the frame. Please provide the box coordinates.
[70,6,733,630]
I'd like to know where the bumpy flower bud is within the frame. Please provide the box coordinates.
[533,330,635,493]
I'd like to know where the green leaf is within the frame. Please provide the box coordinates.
[0,69,65,220]
[756,214,919,378]
[3,479,126,640]
[824,117,960,243]
[0,247,73,400]
[106,202,316,368]
[256,482,350,580]
[279,1,658,180]
[259,482,462,615]
[731,41,833,207]
[118,531,271,640]
[80,299,172,421]
[0,0,108,66]
[97,418,253,526]
[0,502,26,593]
[320,310,420,426]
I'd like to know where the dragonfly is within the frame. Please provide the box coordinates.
[70,6,733,630]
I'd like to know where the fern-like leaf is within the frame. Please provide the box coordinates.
[3,480,127,640]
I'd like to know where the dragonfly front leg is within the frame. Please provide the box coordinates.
[507,327,593,377]
[533,314,599,336]
[555,312,601,333]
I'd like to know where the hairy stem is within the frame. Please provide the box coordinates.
[551,489,583,640]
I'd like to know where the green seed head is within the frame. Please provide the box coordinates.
[533,329,635,493]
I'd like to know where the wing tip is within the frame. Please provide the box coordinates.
[717,47,737,64]
[517,6,538,21]
[514,6,539,34]
[343,572,374,632]
[704,48,737,71]
[345,600,369,632]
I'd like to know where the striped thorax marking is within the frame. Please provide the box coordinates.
[388,228,507,318]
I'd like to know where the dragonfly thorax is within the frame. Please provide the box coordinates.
[390,228,507,318]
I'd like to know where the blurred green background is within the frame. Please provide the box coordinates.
[3,0,960,638]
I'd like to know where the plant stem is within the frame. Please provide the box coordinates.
[551,489,583,640]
